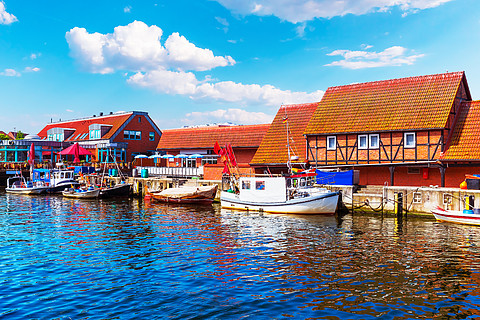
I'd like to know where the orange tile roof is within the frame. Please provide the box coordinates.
[157,124,270,149]
[304,72,467,135]
[442,101,480,161]
[251,102,319,165]
[37,112,134,141]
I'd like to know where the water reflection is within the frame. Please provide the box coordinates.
[1,194,480,319]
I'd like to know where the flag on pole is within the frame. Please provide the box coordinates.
[213,141,221,155]
[226,143,237,166]
[28,143,35,167]
[282,116,288,123]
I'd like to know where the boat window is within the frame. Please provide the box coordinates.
[60,172,65,179]
[300,178,306,187]
[255,181,265,190]
[242,181,251,190]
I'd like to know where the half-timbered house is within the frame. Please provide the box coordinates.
[303,71,472,187]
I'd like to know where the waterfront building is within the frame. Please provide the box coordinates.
[155,124,269,179]
[250,102,318,175]
[37,111,161,163]
[0,134,64,165]
[303,71,474,187]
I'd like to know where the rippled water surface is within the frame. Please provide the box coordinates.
[1,192,480,319]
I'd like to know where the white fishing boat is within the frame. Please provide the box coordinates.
[221,174,339,214]
[32,168,80,193]
[5,176,49,195]
[431,206,480,226]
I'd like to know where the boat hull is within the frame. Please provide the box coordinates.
[432,207,480,226]
[47,181,80,193]
[100,184,132,198]
[147,185,217,204]
[221,191,339,214]
[62,189,100,199]
[5,186,48,195]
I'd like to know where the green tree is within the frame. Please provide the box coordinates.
[0,133,10,140]
[15,131,25,140]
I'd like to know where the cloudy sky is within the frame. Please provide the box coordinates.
[1,0,479,133]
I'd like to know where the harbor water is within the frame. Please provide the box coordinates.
[1,192,480,319]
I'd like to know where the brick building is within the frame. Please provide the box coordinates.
[303,71,475,187]
[37,111,161,163]
[157,124,269,180]
[250,102,318,174]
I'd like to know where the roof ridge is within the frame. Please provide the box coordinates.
[327,71,464,91]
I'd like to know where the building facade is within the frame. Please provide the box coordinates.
[303,71,474,187]
[37,111,161,163]
[250,102,319,174]
[156,124,269,180]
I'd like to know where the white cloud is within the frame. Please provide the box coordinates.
[0,1,17,25]
[325,46,424,69]
[215,16,229,33]
[183,108,274,126]
[68,20,323,108]
[124,6,132,13]
[213,0,453,23]
[0,68,20,76]
[66,20,234,74]
[24,67,40,72]
[128,69,324,106]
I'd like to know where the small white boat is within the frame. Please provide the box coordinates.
[5,176,49,195]
[431,206,480,226]
[62,187,100,199]
[221,174,339,214]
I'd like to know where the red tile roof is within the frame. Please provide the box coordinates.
[251,102,319,165]
[304,72,468,135]
[37,112,133,141]
[442,101,480,161]
[157,124,270,149]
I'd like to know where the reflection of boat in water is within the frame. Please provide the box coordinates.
[221,174,339,214]
[5,176,49,195]
[146,185,218,204]
[431,206,480,226]
[62,187,100,199]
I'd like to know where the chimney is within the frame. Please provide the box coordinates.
[99,112,103,116]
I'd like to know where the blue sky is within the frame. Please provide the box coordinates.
[1,0,479,134]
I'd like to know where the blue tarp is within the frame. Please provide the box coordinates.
[316,169,354,185]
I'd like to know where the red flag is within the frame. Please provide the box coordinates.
[222,163,230,174]
[28,143,35,166]
[219,148,228,162]
[213,141,221,155]
[226,143,237,166]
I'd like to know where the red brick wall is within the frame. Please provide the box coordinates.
[204,164,255,180]
[356,165,480,188]
[308,130,443,165]
[113,114,160,161]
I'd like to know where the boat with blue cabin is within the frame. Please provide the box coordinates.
[32,168,80,193]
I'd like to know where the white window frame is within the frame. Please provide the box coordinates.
[327,136,336,150]
[369,134,379,149]
[404,132,416,148]
[358,135,368,149]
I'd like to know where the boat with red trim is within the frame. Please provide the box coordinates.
[431,206,480,226]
